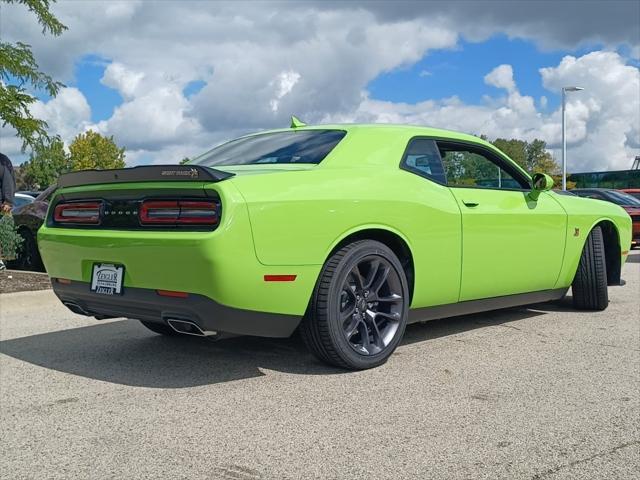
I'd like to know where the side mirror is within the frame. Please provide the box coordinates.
[528,173,554,201]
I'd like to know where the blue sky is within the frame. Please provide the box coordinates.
[368,35,603,111]
[64,35,616,125]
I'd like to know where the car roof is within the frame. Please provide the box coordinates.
[200,122,532,181]
[258,123,512,162]
[261,123,490,145]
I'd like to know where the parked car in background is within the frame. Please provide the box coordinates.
[619,188,640,200]
[16,190,43,199]
[12,193,36,209]
[572,188,640,248]
[10,186,56,271]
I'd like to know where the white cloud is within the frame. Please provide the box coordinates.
[326,51,639,172]
[91,83,202,152]
[0,87,91,161]
[484,64,516,92]
[540,51,640,170]
[270,70,301,113]
[30,87,92,143]
[0,2,638,172]
[101,63,145,100]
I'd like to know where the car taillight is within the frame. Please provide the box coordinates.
[54,201,102,224]
[140,200,218,225]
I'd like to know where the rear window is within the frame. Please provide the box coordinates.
[192,130,346,166]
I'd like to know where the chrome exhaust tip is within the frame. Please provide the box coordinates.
[63,301,91,316]
[166,318,217,337]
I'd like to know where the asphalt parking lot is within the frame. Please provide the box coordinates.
[1,253,638,480]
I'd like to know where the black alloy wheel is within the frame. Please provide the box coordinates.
[339,255,404,356]
[301,240,409,370]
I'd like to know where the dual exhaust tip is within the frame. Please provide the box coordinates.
[166,318,217,337]
[62,302,216,338]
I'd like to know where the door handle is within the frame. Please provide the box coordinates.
[462,200,479,208]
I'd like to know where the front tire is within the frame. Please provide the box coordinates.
[300,240,409,370]
[572,226,608,311]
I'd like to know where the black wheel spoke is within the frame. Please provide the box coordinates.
[365,310,385,349]
[340,303,356,321]
[341,281,357,300]
[343,315,360,339]
[370,264,391,295]
[350,265,365,291]
[340,255,404,356]
[375,311,401,321]
[363,259,380,290]
[377,293,403,304]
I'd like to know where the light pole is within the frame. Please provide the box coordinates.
[561,86,584,190]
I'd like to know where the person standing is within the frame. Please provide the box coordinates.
[0,152,17,271]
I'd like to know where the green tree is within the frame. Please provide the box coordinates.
[22,136,71,188]
[491,138,560,174]
[0,0,67,151]
[490,137,573,189]
[492,138,527,170]
[179,157,190,165]
[68,130,126,171]
[525,139,559,174]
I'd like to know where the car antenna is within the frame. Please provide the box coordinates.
[290,115,307,128]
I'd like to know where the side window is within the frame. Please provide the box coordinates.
[401,138,446,184]
[438,142,528,190]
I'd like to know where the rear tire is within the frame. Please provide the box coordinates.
[300,240,409,370]
[17,229,44,272]
[139,320,180,336]
[572,226,608,311]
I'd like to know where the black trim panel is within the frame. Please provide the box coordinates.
[408,288,568,323]
[47,189,221,231]
[53,282,301,338]
[57,165,234,188]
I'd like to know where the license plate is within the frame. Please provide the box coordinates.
[90,263,124,295]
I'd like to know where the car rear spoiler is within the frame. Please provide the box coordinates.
[57,165,234,188]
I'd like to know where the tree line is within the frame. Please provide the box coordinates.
[16,131,125,190]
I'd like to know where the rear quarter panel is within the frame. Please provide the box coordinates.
[231,128,464,308]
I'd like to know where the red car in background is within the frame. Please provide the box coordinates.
[572,188,640,248]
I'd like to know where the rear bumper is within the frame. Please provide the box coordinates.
[53,281,301,338]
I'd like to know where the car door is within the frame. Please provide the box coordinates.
[437,140,567,302]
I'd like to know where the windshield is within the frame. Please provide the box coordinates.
[192,130,346,167]
[607,190,640,206]
[13,195,34,208]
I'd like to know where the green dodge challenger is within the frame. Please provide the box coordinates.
[39,121,632,370]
